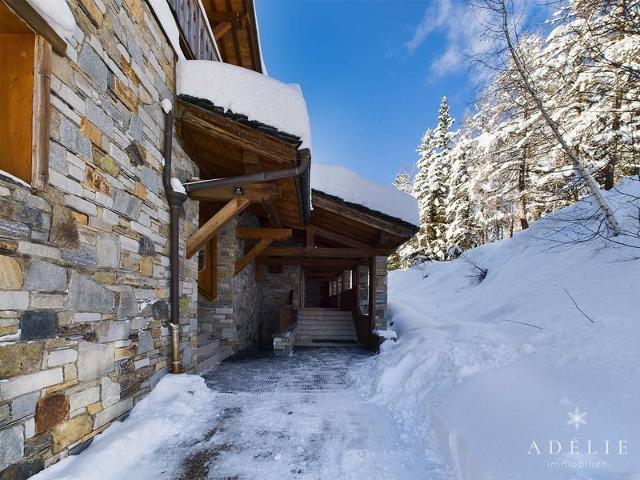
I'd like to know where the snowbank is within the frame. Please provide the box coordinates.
[353,178,640,479]
[311,163,420,226]
[26,0,77,39]
[32,375,219,480]
[177,60,311,149]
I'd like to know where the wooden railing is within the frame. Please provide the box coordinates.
[167,0,219,61]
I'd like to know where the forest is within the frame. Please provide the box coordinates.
[393,0,639,265]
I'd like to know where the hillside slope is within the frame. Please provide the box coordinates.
[355,178,640,479]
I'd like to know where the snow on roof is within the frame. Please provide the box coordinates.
[311,163,420,227]
[177,60,311,149]
[26,0,77,39]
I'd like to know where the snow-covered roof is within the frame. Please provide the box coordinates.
[26,0,76,39]
[177,60,311,149]
[311,163,420,227]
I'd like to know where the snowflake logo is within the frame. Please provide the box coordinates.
[566,407,588,431]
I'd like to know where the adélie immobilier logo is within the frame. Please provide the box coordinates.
[526,406,628,471]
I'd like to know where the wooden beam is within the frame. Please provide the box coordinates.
[306,228,314,247]
[236,227,292,241]
[213,21,232,40]
[308,225,371,249]
[188,182,279,203]
[261,258,365,267]
[261,247,394,258]
[186,198,250,258]
[235,238,273,275]
[312,192,416,239]
[176,100,298,164]
[242,150,283,227]
[2,0,66,55]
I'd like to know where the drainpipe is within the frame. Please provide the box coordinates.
[161,99,187,374]
[182,148,311,193]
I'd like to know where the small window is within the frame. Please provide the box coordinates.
[267,265,283,274]
[198,237,217,300]
[0,2,51,188]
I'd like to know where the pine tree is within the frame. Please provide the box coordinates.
[446,137,477,253]
[419,97,455,260]
[392,170,412,193]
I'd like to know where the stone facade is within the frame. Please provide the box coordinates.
[372,256,389,329]
[197,223,303,356]
[0,0,199,476]
[260,265,301,343]
[197,212,262,362]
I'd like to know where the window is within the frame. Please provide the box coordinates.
[0,2,51,188]
[198,237,217,300]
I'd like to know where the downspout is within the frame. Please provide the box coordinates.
[182,148,311,193]
[161,99,187,374]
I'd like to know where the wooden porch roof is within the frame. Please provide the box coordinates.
[176,96,309,230]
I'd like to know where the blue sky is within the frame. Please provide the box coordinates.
[255,0,481,185]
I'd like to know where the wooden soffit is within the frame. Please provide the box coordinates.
[310,191,418,250]
[200,0,263,73]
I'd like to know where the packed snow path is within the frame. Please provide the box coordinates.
[185,347,446,480]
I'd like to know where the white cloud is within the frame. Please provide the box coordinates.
[405,0,495,77]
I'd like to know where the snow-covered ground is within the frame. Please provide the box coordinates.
[33,349,447,480]
[354,178,640,480]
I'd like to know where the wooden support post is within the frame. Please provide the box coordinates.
[186,198,250,258]
[255,260,262,282]
[235,238,274,275]
[306,228,314,247]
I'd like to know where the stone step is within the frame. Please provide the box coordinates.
[296,331,357,339]
[197,339,220,360]
[295,339,359,347]
[297,320,354,327]
[296,326,356,334]
[298,311,353,317]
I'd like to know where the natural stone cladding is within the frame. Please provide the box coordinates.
[0,0,199,476]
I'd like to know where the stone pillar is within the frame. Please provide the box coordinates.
[373,256,388,329]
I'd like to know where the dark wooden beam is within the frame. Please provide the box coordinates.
[235,238,273,275]
[2,0,66,55]
[312,192,416,240]
[261,247,393,258]
[236,227,292,241]
[261,258,366,267]
[242,151,283,227]
[213,21,232,40]
[308,225,371,249]
[188,182,279,203]
[176,100,298,164]
[186,198,250,258]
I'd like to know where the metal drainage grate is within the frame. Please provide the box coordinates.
[201,347,372,394]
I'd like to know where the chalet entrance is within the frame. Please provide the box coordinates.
[172,51,418,367]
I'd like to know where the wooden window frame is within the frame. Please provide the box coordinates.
[31,36,52,189]
[198,236,218,301]
[0,2,52,189]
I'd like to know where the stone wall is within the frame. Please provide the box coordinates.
[372,256,388,329]
[197,211,262,362]
[0,0,199,476]
[260,265,301,343]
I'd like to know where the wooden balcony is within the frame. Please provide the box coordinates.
[167,0,219,61]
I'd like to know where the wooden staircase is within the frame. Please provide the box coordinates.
[294,308,358,347]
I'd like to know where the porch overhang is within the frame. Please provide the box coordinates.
[176,96,311,251]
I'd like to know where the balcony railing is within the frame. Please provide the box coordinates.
[167,0,219,61]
